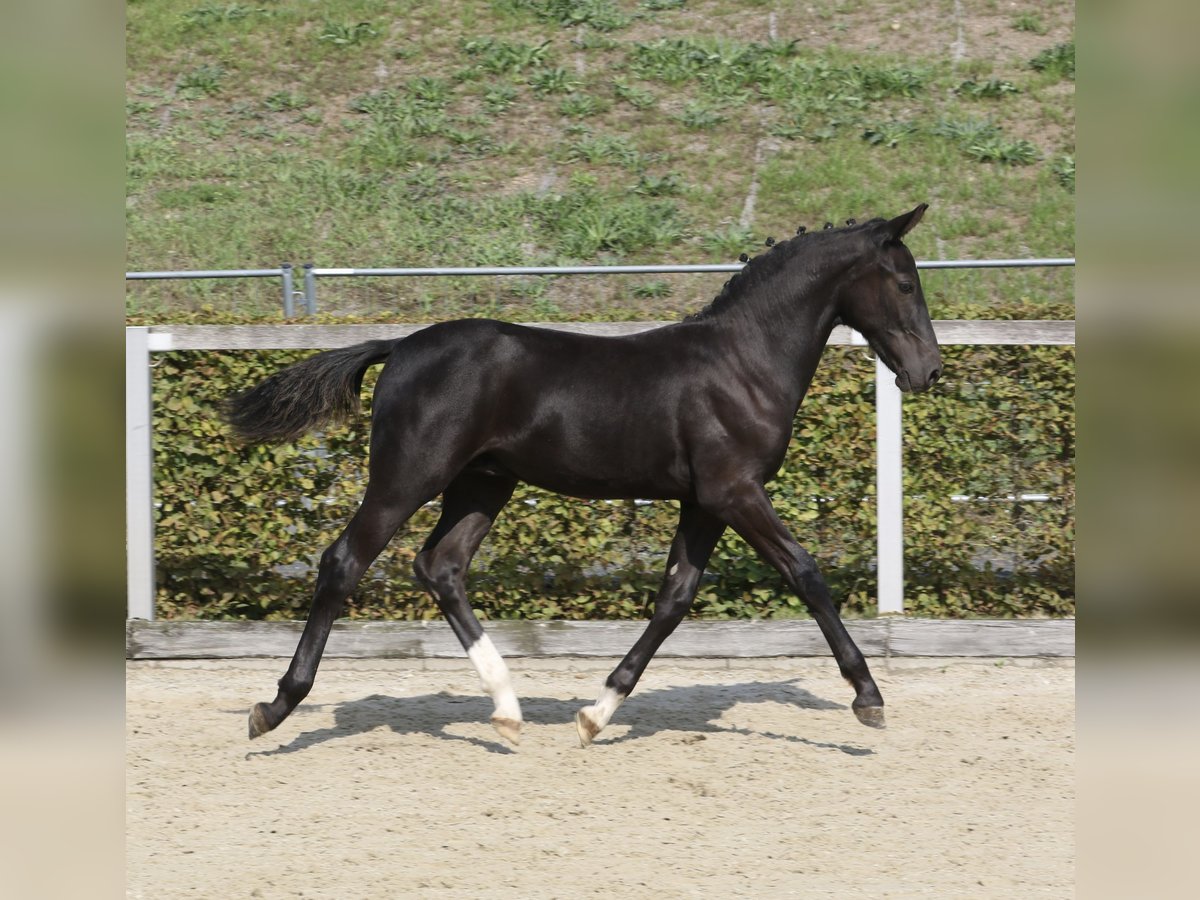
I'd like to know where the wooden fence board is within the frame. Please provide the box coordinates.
[127,618,1073,660]
[147,321,1074,352]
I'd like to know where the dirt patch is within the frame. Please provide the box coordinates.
[127,657,1074,897]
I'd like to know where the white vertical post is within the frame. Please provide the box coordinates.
[875,355,905,615]
[126,327,156,620]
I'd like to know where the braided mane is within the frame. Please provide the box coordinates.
[684,218,884,322]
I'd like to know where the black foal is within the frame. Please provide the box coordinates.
[227,204,941,746]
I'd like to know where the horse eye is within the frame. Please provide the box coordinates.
[898,281,914,294]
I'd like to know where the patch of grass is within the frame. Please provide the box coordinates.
[632,280,672,298]
[176,63,225,97]
[127,0,1074,319]
[461,37,553,73]
[158,183,241,208]
[965,135,1040,166]
[862,121,917,148]
[541,184,685,258]
[676,100,725,130]
[632,173,682,197]
[612,79,656,110]
[181,3,268,30]
[1050,154,1075,192]
[563,133,645,168]
[501,0,632,32]
[529,67,583,95]
[1030,42,1075,81]
[956,79,1020,99]
[699,224,755,259]
[1011,13,1048,34]
[317,21,380,48]
[483,84,518,114]
[264,91,310,112]
[559,93,610,118]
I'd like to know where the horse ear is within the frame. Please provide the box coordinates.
[881,203,928,242]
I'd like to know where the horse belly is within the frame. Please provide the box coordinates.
[488,417,692,501]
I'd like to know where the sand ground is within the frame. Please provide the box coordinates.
[127,657,1074,898]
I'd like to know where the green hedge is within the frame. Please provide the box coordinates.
[148,323,1074,621]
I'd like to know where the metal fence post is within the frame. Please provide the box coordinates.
[281,263,294,316]
[126,327,156,620]
[303,263,317,314]
[875,355,905,615]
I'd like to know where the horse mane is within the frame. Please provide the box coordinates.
[684,218,886,323]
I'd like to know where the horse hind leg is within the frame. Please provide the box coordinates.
[413,472,521,745]
[577,503,725,747]
[248,486,425,739]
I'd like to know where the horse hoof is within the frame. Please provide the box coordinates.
[491,716,522,746]
[854,706,886,729]
[248,703,273,740]
[575,709,601,748]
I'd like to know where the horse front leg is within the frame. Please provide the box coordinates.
[576,503,725,746]
[707,482,885,728]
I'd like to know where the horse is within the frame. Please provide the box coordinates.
[225,203,941,747]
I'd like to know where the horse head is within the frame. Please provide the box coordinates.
[837,204,942,393]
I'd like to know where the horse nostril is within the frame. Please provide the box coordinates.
[929,368,942,385]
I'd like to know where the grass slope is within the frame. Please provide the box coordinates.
[126,0,1075,320]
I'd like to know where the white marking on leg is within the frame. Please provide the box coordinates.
[577,684,626,746]
[587,686,625,730]
[466,634,521,723]
[668,562,679,576]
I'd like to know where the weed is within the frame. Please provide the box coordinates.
[176,64,225,97]
[957,79,1020,99]
[317,21,380,47]
[483,84,518,113]
[632,173,682,197]
[1050,154,1075,192]
[461,37,552,73]
[967,136,1040,166]
[545,186,684,257]
[612,80,656,110]
[1029,41,1075,80]
[158,183,241,208]
[559,93,610,118]
[502,0,631,32]
[641,0,686,9]
[699,224,755,259]
[632,280,671,298]
[181,3,265,30]
[564,133,643,168]
[676,100,725,130]
[529,67,583,95]
[932,117,1002,145]
[407,77,451,108]
[862,121,917,148]
[849,64,928,99]
[1011,13,1047,34]
[264,91,310,112]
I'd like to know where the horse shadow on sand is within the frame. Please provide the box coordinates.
[242,678,875,759]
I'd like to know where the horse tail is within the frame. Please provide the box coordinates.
[223,339,400,444]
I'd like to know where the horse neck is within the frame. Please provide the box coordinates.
[706,249,857,406]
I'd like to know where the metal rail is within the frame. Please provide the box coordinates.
[126,258,1076,316]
